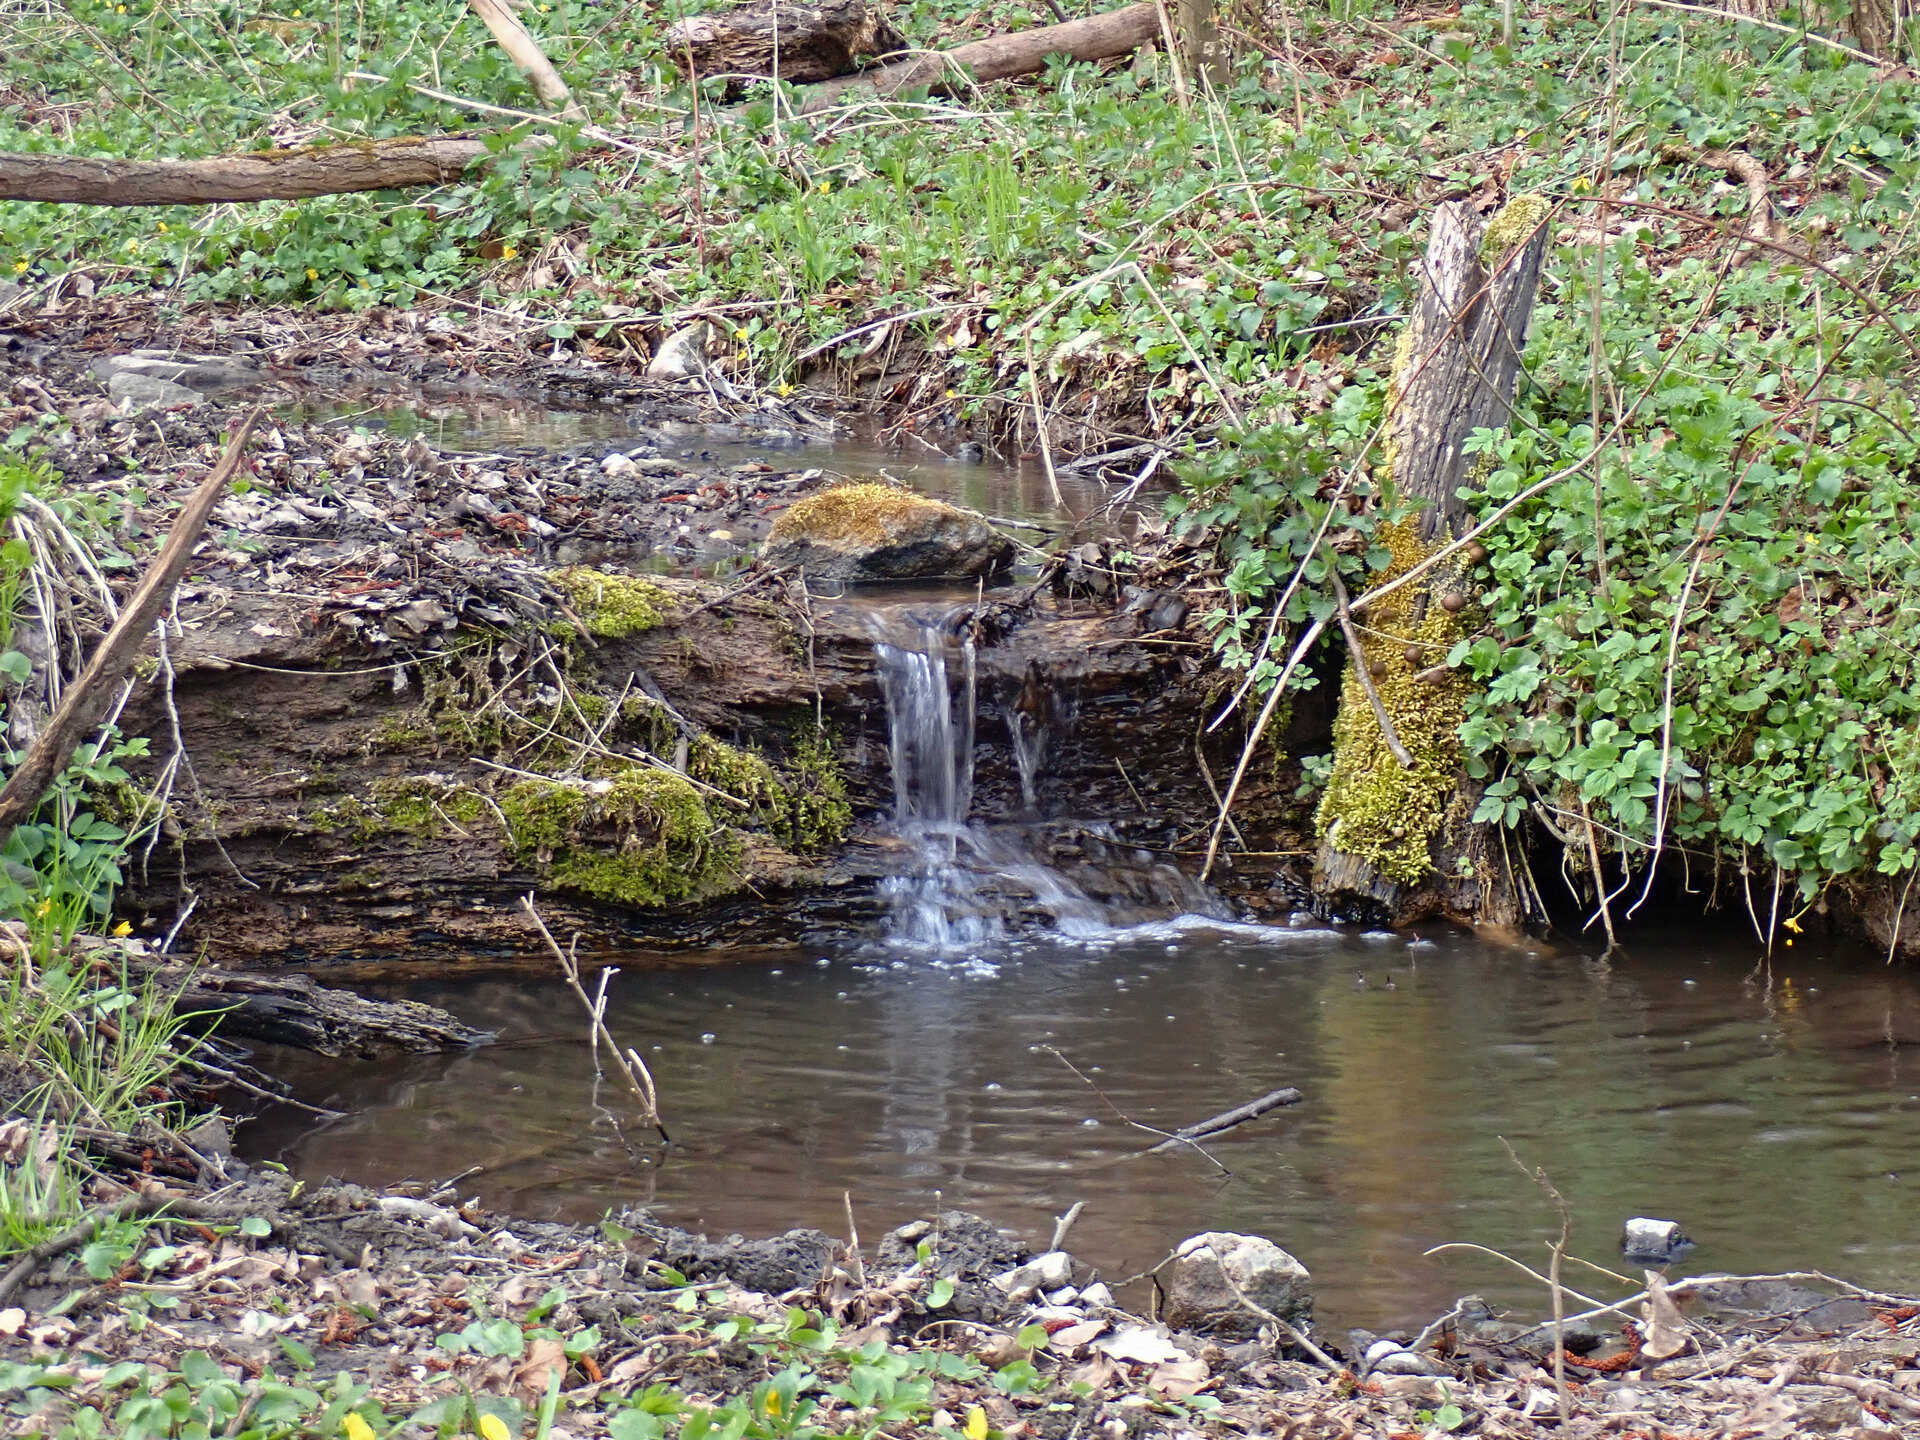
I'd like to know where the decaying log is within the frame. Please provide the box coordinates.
[0,413,257,842]
[1311,198,1552,929]
[666,0,907,88]
[0,136,523,207]
[145,964,493,1056]
[800,2,1159,109]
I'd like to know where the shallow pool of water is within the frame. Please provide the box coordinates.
[246,923,1920,1331]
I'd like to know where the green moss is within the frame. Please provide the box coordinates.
[686,729,851,852]
[499,768,741,909]
[1314,522,1475,883]
[766,482,955,547]
[1479,193,1551,261]
[551,567,676,638]
[784,728,852,850]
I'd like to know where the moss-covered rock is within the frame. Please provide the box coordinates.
[762,482,1013,583]
[551,567,676,638]
[499,768,741,909]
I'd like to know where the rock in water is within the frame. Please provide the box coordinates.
[761,482,1013,583]
[1162,1231,1312,1339]
[1621,1216,1693,1265]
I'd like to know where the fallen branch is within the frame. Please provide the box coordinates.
[0,1188,226,1306]
[519,894,670,1143]
[468,0,585,119]
[800,3,1159,110]
[1142,1087,1304,1154]
[0,138,532,207]
[0,412,257,841]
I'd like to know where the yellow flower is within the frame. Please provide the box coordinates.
[765,1391,782,1417]
[34,899,52,918]
[734,328,750,342]
[776,383,794,397]
[306,267,319,281]
[112,921,133,938]
[816,179,831,194]
[1783,915,1802,934]
[501,245,518,260]
[115,4,125,11]
[342,1414,376,1440]
[11,261,26,273]
[964,1406,989,1440]
[476,1415,510,1440]
[156,221,168,233]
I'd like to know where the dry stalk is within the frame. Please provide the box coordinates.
[1500,1140,1574,1422]
[518,894,669,1143]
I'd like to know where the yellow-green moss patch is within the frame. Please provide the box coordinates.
[1314,522,1475,883]
[1480,193,1551,262]
[499,768,740,909]
[766,482,954,547]
[551,567,676,638]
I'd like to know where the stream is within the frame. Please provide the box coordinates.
[229,400,1920,1334]
[247,924,1920,1333]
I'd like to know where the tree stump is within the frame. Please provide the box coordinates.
[1311,196,1552,928]
[663,1,907,90]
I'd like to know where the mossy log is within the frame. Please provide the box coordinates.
[664,1,907,89]
[1311,197,1552,928]
[0,136,526,207]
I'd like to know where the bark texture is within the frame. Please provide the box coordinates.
[666,1,908,87]
[801,3,1158,108]
[1176,0,1230,89]
[0,137,506,206]
[1312,198,1552,929]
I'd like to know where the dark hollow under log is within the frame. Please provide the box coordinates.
[1310,197,1553,929]
[664,1,907,89]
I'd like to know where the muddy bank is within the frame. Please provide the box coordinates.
[2,321,1310,969]
[10,1150,1920,1439]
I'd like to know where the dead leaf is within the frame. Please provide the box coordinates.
[1094,1326,1187,1365]
[1147,1355,1211,1399]
[1641,1270,1689,1360]
[1048,1320,1107,1353]
[514,1337,568,1402]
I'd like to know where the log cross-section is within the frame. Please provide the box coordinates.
[1310,197,1552,929]
[665,0,908,89]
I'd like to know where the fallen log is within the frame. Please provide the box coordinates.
[667,0,907,88]
[800,2,1158,109]
[142,963,493,1056]
[1143,1086,1303,1154]
[0,136,518,207]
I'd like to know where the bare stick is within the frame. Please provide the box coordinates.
[1039,1045,1228,1172]
[1211,1259,1341,1371]
[1502,1139,1573,1423]
[0,411,257,842]
[519,895,669,1143]
[1329,568,1413,768]
[467,0,586,118]
[1050,1200,1086,1253]
[843,1190,868,1287]
[1141,1087,1304,1154]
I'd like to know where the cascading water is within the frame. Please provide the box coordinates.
[872,615,1107,949]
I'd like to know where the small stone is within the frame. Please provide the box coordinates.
[602,453,636,477]
[1079,1282,1114,1308]
[108,372,201,411]
[992,1250,1074,1296]
[648,322,712,379]
[1372,1349,1450,1377]
[1162,1232,1312,1339]
[761,482,1011,584]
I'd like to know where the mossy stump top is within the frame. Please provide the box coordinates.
[762,482,1013,583]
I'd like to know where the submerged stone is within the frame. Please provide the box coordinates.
[762,482,1013,583]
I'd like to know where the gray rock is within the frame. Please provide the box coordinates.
[1621,1216,1692,1264]
[108,372,202,411]
[1162,1231,1312,1339]
[761,484,1012,583]
[1371,1349,1451,1377]
[1079,1282,1114,1308]
[93,351,258,390]
[993,1249,1075,1297]
[648,323,711,379]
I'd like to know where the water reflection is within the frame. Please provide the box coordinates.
[245,928,1920,1330]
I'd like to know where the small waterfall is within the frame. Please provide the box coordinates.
[873,617,1105,950]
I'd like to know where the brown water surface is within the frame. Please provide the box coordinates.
[245,923,1920,1331]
